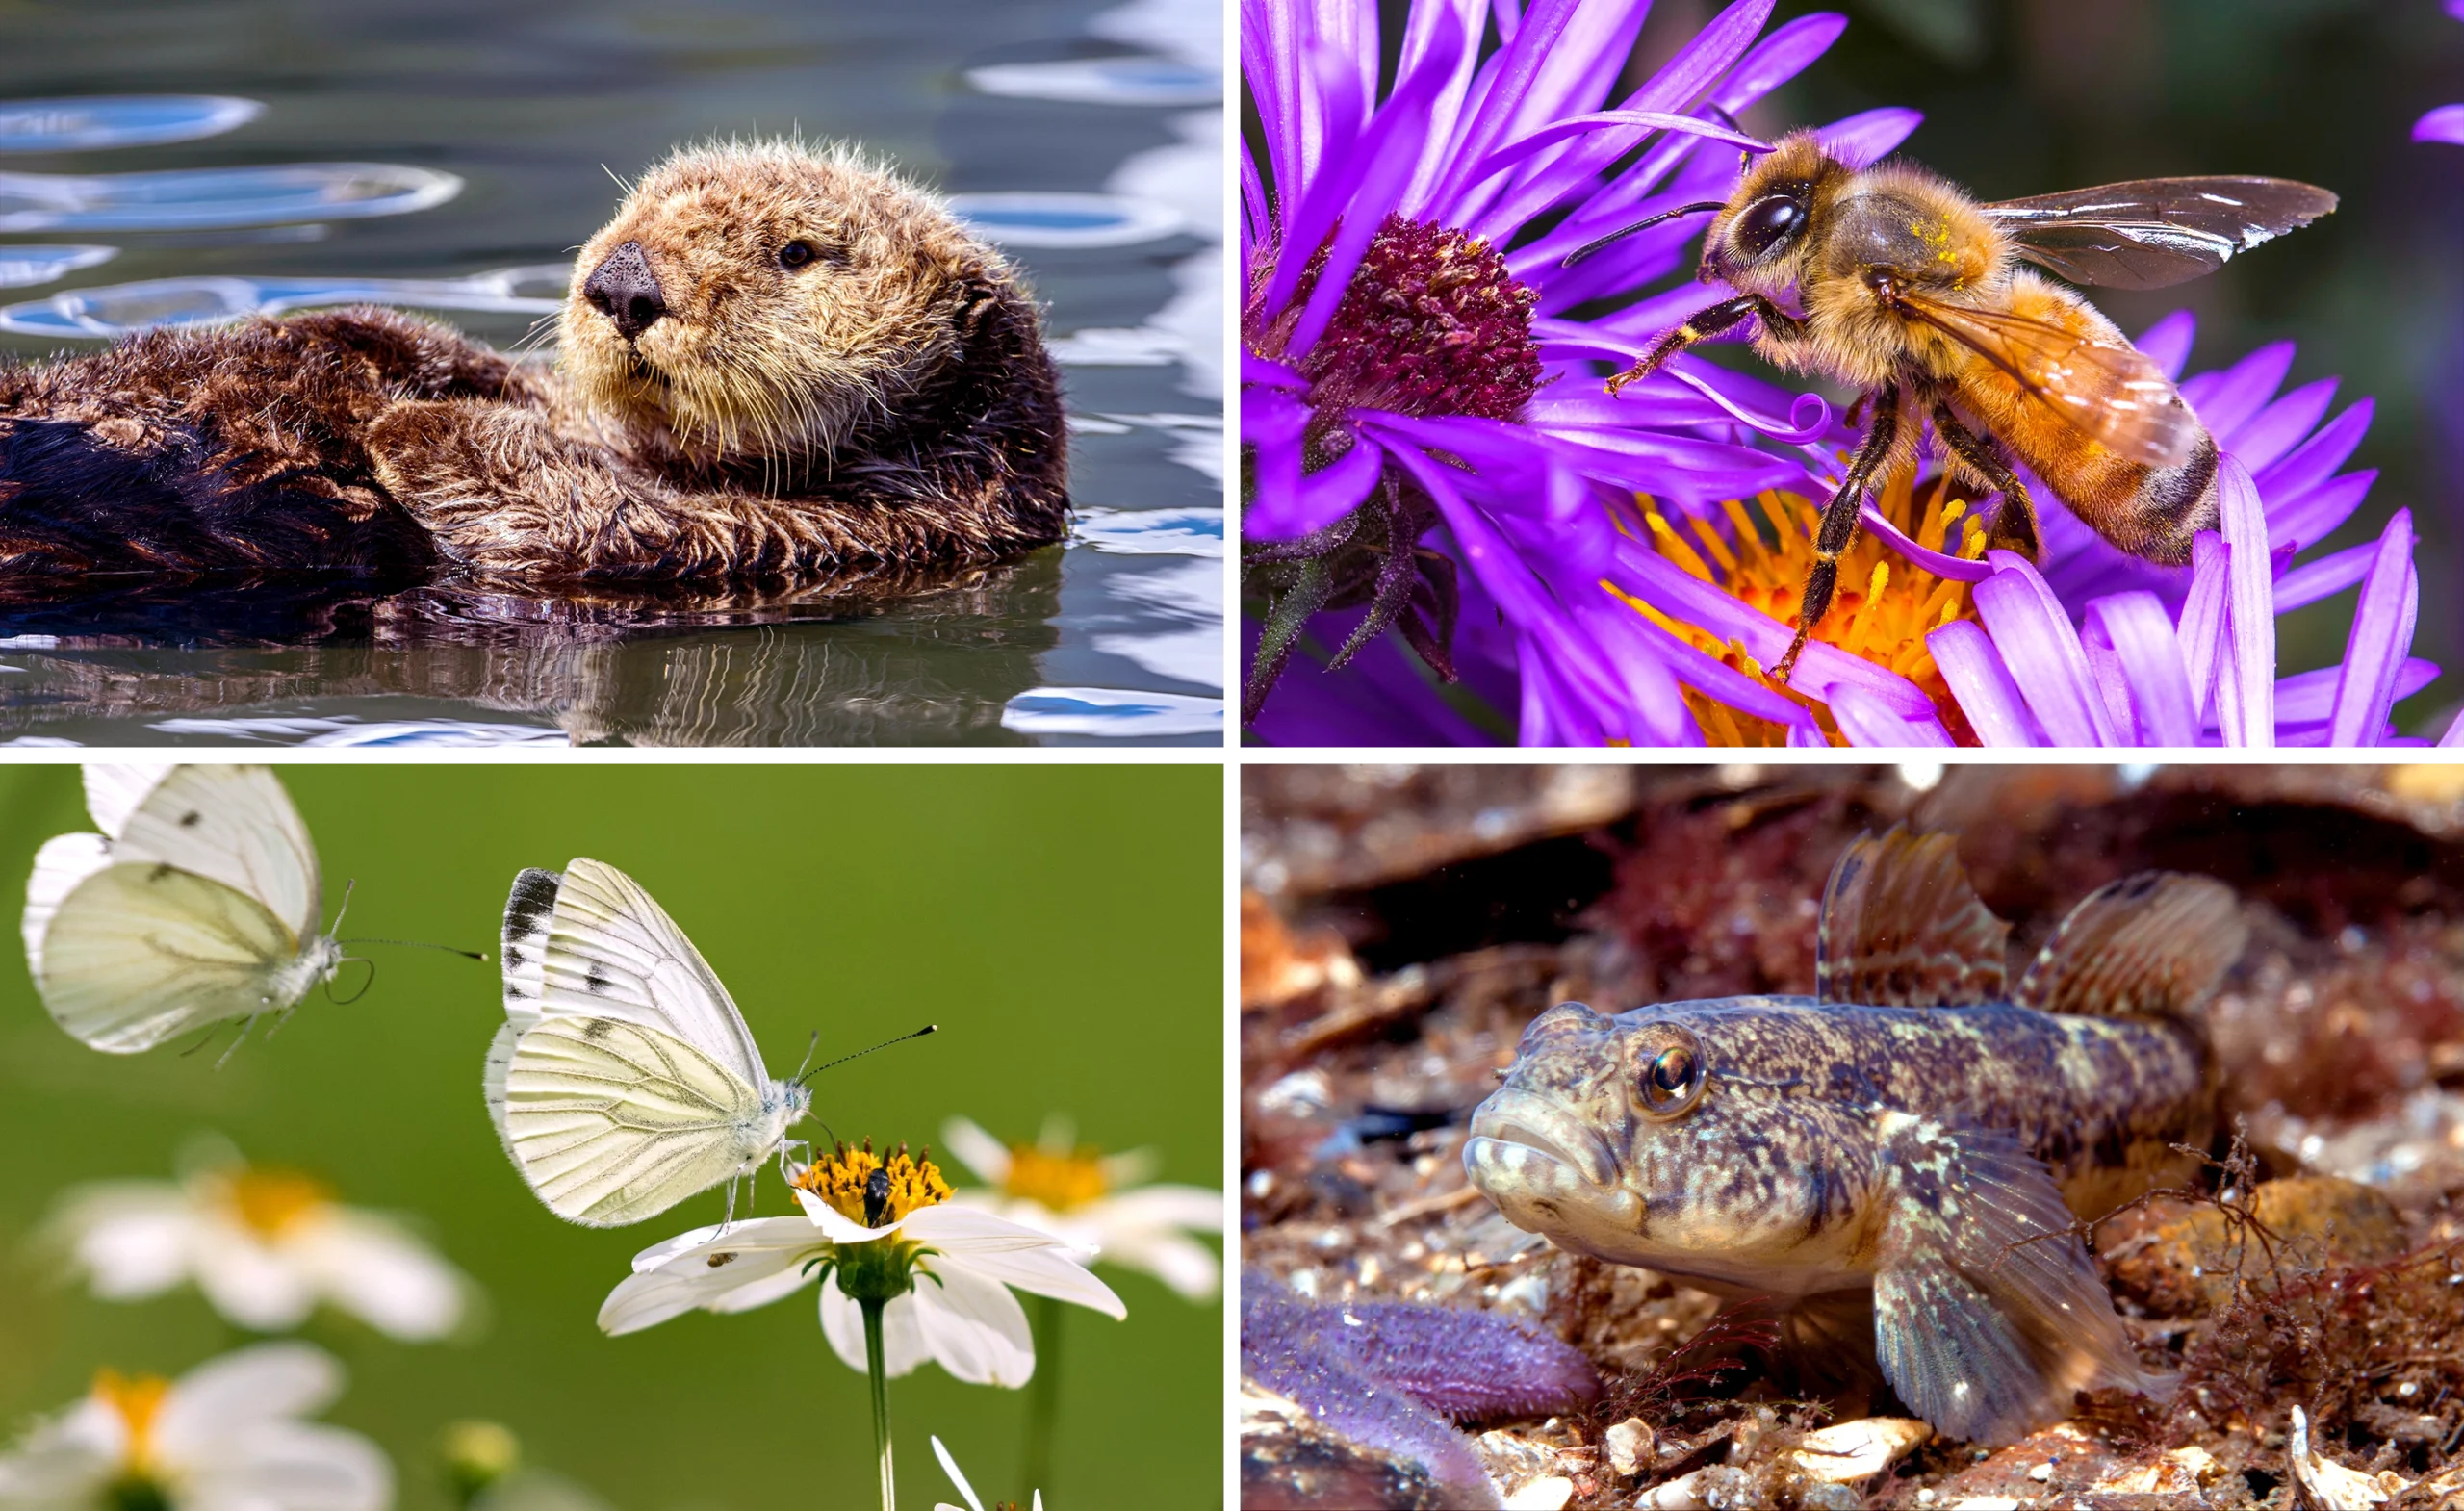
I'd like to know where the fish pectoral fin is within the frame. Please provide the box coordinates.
[1869,1113,2147,1445]
[2014,871,2246,1022]
[1815,827,2010,1008]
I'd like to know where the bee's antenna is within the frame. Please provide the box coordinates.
[793,1023,938,1088]
[1563,201,1727,267]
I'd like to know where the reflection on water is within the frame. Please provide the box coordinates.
[0,0,1221,746]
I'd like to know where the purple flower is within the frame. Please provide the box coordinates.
[1242,0,1942,743]
[1926,316,2435,747]
[2419,0,2464,145]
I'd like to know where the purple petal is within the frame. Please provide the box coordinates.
[1242,386,1309,538]
[1244,350,1310,390]
[1394,0,1490,214]
[2223,376,2335,475]
[2135,311,2196,380]
[1830,681,1954,747]
[2267,469,2377,552]
[2217,456,2276,747]
[1244,612,1494,746]
[1421,0,1592,218]
[1615,606,1823,738]
[1252,437,1385,542]
[1860,501,1992,583]
[2417,105,2464,144]
[1717,13,1847,107]
[1818,108,1924,168]
[2272,537,2379,614]
[1468,110,1769,191]
[2326,508,2420,747]
[2279,658,2437,726]
[2180,342,2294,445]
[1573,596,1704,745]
[1469,0,1777,239]
[1972,553,2117,745]
[2082,591,2196,746]
[1281,0,1449,345]
[1928,619,2050,746]
[2177,531,2229,726]
[2254,397,2372,502]
[2441,703,2464,748]
[1604,533,1938,717]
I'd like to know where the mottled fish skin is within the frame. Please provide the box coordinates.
[1463,833,2240,1447]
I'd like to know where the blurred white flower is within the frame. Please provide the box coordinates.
[941,1115,1223,1301]
[931,1436,1042,1511]
[45,1143,470,1341]
[597,1140,1123,1387]
[0,1343,390,1511]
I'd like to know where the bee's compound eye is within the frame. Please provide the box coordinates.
[1732,195,1804,258]
[1634,1025,1709,1117]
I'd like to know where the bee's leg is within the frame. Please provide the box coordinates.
[1604,294,1762,397]
[1774,384,1901,685]
[1929,403,2040,560]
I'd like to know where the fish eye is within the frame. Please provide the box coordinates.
[1632,1024,1709,1118]
[1732,194,1805,258]
[779,240,818,270]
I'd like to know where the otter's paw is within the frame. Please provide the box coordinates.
[365,398,491,502]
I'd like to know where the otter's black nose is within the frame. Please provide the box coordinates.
[582,240,665,340]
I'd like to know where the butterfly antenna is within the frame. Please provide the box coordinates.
[327,958,377,1006]
[337,937,487,961]
[793,1023,938,1088]
[1562,201,1727,267]
[792,1028,821,1082]
[329,877,357,936]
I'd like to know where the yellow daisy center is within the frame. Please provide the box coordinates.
[791,1140,952,1227]
[92,1370,169,1470]
[1604,464,1989,745]
[211,1165,333,1239]
[1000,1143,1110,1213]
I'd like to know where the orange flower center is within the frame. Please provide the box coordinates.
[213,1166,333,1239]
[1604,463,1988,745]
[92,1370,170,1469]
[1000,1144,1110,1213]
[790,1140,951,1227]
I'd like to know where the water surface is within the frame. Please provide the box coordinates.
[0,0,1221,745]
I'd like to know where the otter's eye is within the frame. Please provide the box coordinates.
[779,240,818,270]
[1731,194,1805,258]
[1633,1025,1709,1118]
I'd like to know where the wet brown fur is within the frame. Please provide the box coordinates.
[1703,132,2219,563]
[0,141,1068,585]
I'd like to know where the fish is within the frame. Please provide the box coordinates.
[1462,828,2246,1445]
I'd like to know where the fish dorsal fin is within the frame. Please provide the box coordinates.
[2014,871,2245,1022]
[1816,828,2009,1008]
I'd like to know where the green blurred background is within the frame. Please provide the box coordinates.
[0,762,1224,1510]
[1707,0,2464,733]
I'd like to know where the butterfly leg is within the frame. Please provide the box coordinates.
[1929,401,2041,560]
[216,1012,265,1069]
[1775,383,1902,685]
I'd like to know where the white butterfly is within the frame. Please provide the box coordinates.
[22,764,341,1054]
[487,858,811,1228]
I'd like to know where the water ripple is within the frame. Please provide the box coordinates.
[0,95,264,152]
[1001,686,1221,737]
[0,162,461,233]
[965,58,1219,107]
[947,191,1185,247]
[0,266,567,337]
[147,715,567,746]
[0,245,116,288]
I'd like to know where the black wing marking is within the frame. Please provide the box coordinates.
[1984,176,2337,291]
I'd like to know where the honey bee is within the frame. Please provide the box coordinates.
[1574,131,2336,684]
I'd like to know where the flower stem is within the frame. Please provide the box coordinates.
[1022,1293,1063,1501]
[863,1297,895,1511]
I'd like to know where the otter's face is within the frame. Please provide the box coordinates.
[561,142,1007,464]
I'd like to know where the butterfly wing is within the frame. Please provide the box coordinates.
[111,766,323,943]
[81,764,174,838]
[535,858,765,1085]
[37,862,305,1052]
[24,832,111,979]
[488,867,568,1151]
[500,1014,770,1226]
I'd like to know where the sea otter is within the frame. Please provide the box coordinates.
[0,141,1069,584]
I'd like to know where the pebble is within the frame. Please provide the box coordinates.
[1790,1418,1932,1483]
[1604,1418,1654,1478]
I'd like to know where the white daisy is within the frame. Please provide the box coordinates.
[0,1343,390,1511]
[597,1141,1124,1387]
[931,1436,1042,1511]
[45,1143,471,1341]
[940,1115,1223,1301]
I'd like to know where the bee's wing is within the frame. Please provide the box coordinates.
[1983,176,2336,291]
[1893,291,2201,468]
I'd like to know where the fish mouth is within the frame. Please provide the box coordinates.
[1463,1088,1617,1189]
